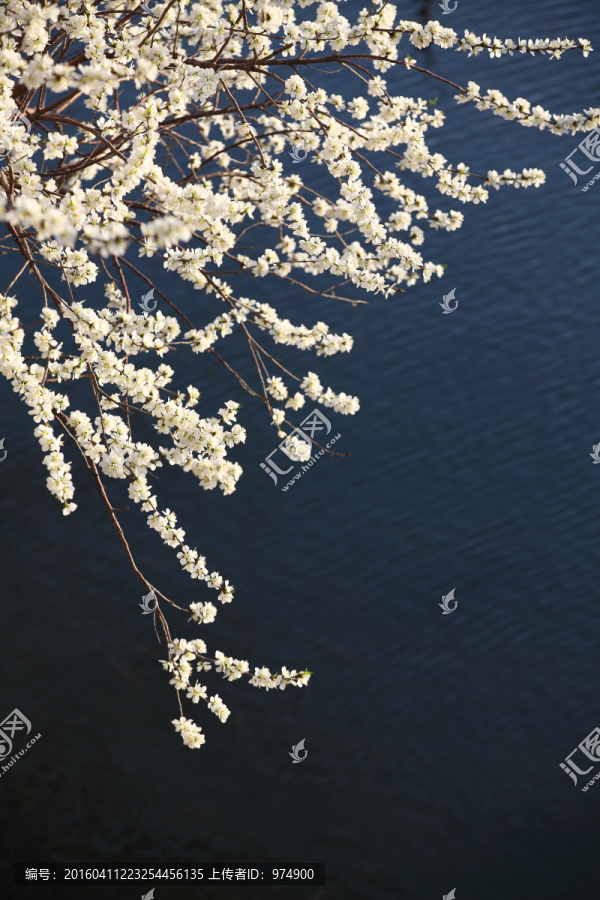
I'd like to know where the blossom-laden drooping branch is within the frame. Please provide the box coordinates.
[0,0,595,749]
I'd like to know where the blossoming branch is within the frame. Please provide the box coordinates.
[0,0,595,749]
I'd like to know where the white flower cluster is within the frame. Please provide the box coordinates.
[172,717,205,749]
[185,312,236,353]
[456,82,600,135]
[300,371,360,416]
[283,434,312,462]
[392,22,594,60]
[162,641,310,746]
[40,242,98,287]
[249,667,312,691]
[240,297,354,357]
[0,293,76,513]
[455,32,593,60]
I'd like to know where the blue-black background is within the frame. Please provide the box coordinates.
[1,0,599,897]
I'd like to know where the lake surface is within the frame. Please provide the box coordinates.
[1,0,600,897]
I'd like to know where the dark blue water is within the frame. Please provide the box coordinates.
[2,0,600,897]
